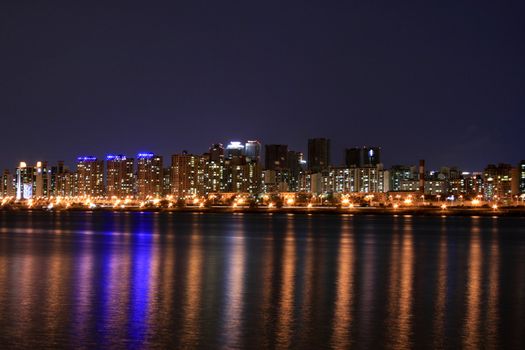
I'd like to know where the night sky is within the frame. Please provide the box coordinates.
[1,1,524,171]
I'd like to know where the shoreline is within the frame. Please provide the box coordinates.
[2,206,525,217]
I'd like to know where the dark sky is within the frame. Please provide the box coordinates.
[1,0,524,171]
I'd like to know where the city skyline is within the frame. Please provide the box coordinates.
[1,1,524,171]
[2,139,523,203]
[3,138,523,173]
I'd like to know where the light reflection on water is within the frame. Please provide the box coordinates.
[0,211,524,348]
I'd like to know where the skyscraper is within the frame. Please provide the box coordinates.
[308,138,330,172]
[245,140,261,163]
[264,144,288,170]
[171,152,206,197]
[345,146,381,167]
[1,170,14,197]
[16,162,31,199]
[225,141,244,159]
[209,143,224,163]
[106,155,135,198]
[137,153,163,199]
[34,161,50,197]
[76,157,104,197]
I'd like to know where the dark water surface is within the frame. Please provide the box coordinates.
[0,211,524,349]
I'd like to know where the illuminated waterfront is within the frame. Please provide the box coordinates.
[0,211,524,348]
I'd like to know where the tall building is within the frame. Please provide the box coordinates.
[223,154,261,194]
[171,152,206,197]
[245,140,261,163]
[225,141,244,159]
[345,146,381,168]
[1,170,14,197]
[76,157,104,197]
[483,163,514,200]
[209,143,224,163]
[16,162,34,200]
[137,153,163,198]
[205,145,225,193]
[106,155,135,198]
[56,169,77,197]
[308,138,330,172]
[265,144,288,170]
[162,167,171,196]
[34,161,50,197]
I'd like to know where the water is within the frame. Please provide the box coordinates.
[0,211,524,349]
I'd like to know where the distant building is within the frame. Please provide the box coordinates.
[308,138,330,172]
[137,153,163,198]
[76,157,104,197]
[16,162,35,200]
[389,165,418,192]
[223,155,261,194]
[345,146,381,168]
[225,141,244,159]
[264,144,288,170]
[209,143,224,163]
[463,172,483,197]
[1,170,14,197]
[308,165,384,195]
[245,140,261,164]
[171,152,206,197]
[204,147,225,194]
[483,163,514,200]
[56,169,77,197]
[34,161,50,197]
[106,155,135,198]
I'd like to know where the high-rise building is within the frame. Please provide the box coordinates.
[16,162,34,200]
[1,170,14,197]
[106,155,135,198]
[265,144,288,170]
[76,157,104,197]
[34,161,50,197]
[205,146,225,193]
[308,138,330,172]
[483,163,514,200]
[56,169,77,197]
[245,140,261,163]
[162,167,171,196]
[345,146,381,168]
[308,165,384,194]
[171,152,206,197]
[225,141,244,159]
[137,153,163,198]
[209,143,224,163]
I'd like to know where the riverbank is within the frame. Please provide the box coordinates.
[2,205,525,217]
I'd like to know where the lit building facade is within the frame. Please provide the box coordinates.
[106,155,135,198]
[76,157,104,197]
[16,162,34,200]
[1,170,14,197]
[137,153,163,198]
[171,152,206,197]
[389,165,418,192]
[483,163,514,200]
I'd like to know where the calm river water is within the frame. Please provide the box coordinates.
[0,211,524,349]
